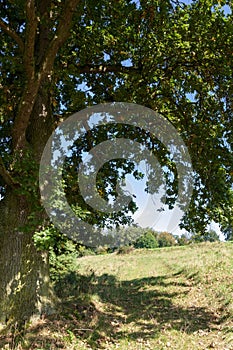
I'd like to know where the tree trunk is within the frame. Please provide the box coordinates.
[0,191,55,329]
[0,80,55,330]
[0,0,80,331]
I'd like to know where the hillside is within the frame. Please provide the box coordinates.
[1,242,233,349]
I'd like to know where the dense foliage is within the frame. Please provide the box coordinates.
[134,231,159,248]
[0,0,232,238]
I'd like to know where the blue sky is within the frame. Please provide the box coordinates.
[121,160,224,239]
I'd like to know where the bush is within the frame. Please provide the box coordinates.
[176,234,190,246]
[95,245,109,255]
[157,232,176,247]
[117,245,134,254]
[49,240,79,283]
[134,232,159,249]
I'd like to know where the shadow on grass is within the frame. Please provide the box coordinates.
[0,269,225,349]
[55,270,222,348]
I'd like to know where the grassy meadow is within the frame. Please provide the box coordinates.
[1,242,233,349]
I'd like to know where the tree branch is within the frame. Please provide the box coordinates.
[0,19,24,52]
[12,0,81,151]
[40,0,81,76]
[0,157,18,188]
[12,79,40,150]
[77,64,140,75]
[24,0,38,79]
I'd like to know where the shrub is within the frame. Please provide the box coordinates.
[77,245,96,257]
[157,231,176,247]
[177,234,190,246]
[95,245,109,255]
[134,232,159,249]
[49,241,79,282]
[117,245,134,254]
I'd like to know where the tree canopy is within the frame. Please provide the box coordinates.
[1,0,232,237]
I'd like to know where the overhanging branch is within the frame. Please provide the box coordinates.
[0,19,24,52]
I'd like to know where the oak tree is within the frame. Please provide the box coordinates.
[0,0,232,328]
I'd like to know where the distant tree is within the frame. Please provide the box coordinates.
[104,226,159,248]
[157,232,176,247]
[192,229,220,243]
[206,229,220,242]
[176,234,190,246]
[134,231,159,249]
[104,226,146,247]
[223,225,233,241]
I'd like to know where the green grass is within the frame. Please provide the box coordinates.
[1,242,233,349]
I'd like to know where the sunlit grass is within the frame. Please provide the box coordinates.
[1,242,233,349]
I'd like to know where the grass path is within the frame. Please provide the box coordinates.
[1,242,233,349]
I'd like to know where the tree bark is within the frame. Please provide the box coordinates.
[0,80,55,330]
[0,191,54,329]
